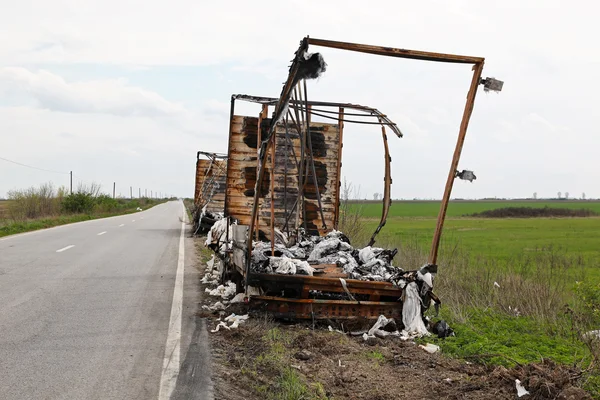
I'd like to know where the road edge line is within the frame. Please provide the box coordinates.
[158,201,186,399]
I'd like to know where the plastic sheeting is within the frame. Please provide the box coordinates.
[402,282,431,338]
[205,281,237,299]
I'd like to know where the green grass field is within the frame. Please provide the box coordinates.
[351,200,600,392]
[355,200,600,267]
[356,199,600,218]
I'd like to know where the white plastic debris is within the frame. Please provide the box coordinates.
[417,271,434,290]
[205,281,237,299]
[272,257,297,275]
[358,247,376,264]
[224,313,249,329]
[294,260,316,276]
[202,301,226,311]
[368,315,391,337]
[328,325,344,334]
[247,286,261,296]
[200,275,218,285]
[583,330,600,340]
[205,218,232,253]
[401,282,431,338]
[418,343,440,354]
[211,322,230,333]
[230,293,246,304]
[494,281,500,288]
[515,379,530,397]
[206,255,215,269]
[363,315,402,340]
[136,207,142,211]
[307,238,342,262]
[210,313,250,333]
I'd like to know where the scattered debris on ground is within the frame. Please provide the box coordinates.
[192,237,594,400]
[208,318,593,400]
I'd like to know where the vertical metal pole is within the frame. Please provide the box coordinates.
[333,107,344,230]
[429,62,484,265]
[283,117,289,235]
[70,171,73,194]
[130,186,132,199]
[254,104,269,241]
[270,134,275,255]
[113,182,116,199]
[139,188,141,198]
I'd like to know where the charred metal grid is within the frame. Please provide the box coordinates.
[226,95,402,242]
[225,115,340,237]
[194,152,227,213]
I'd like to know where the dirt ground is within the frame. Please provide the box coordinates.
[193,240,593,400]
[207,318,591,400]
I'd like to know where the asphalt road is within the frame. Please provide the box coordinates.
[0,200,210,400]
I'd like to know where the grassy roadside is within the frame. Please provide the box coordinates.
[0,200,166,238]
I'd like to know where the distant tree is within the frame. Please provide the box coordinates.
[565,192,569,200]
[533,192,537,200]
[557,192,562,199]
[582,192,586,200]
[373,193,379,201]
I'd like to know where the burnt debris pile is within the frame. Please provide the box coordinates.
[194,205,224,235]
[250,229,405,282]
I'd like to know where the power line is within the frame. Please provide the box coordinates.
[0,155,69,175]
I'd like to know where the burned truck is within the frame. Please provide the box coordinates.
[204,37,502,324]
[192,151,228,234]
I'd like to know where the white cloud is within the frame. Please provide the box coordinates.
[0,67,185,117]
[1,1,600,199]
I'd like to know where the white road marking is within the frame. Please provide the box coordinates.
[97,231,107,236]
[119,224,125,227]
[158,202,186,400]
[56,245,75,253]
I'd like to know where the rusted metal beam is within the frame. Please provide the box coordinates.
[223,96,236,226]
[249,296,402,320]
[333,107,344,230]
[197,151,228,159]
[249,272,403,296]
[303,89,327,230]
[254,105,267,241]
[307,37,484,64]
[232,94,402,138]
[244,39,310,289]
[429,61,485,265]
[270,134,275,253]
[368,123,392,246]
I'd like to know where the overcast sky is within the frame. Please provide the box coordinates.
[1,0,598,200]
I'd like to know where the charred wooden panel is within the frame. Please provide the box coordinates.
[195,158,227,213]
[226,115,341,238]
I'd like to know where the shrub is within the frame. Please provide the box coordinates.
[62,192,96,214]
[7,183,61,220]
[94,195,120,213]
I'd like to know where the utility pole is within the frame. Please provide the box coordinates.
[113,182,116,199]
[130,186,132,199]
[70,171,73,194]
[139,188,141,198]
